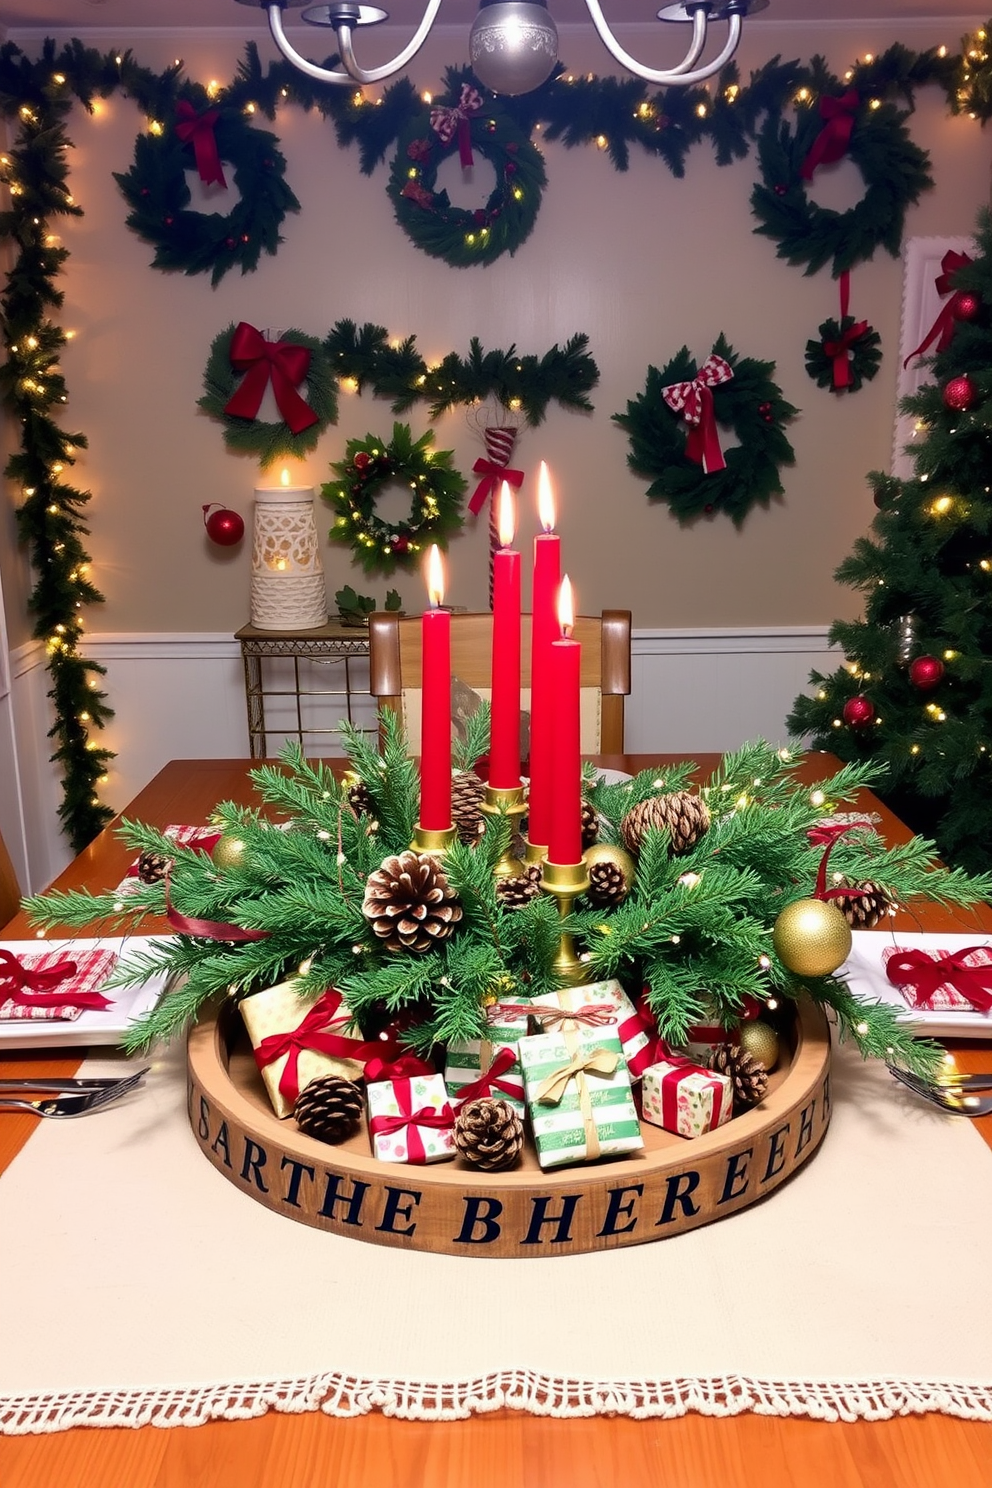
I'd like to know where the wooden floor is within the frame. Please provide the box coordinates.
[3,755,992,1487]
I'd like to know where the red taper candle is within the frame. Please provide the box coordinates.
[548,575,582,866]
[528,462,560,850]
[489,482,522,789]
[420,545,451,831]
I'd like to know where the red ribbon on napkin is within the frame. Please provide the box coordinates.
[885,947,992,1013]
[801,89,859,181]
[903,250,975,367]
[662,353,734,474]
[252,988,382,1106]
[0,948,112,1011]
[223,323,319,436]
[451,1045,520,1107]
[430,83,483,168]
[175,99,227,189]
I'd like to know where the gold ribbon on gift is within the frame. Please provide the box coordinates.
[535,1022,618,1162]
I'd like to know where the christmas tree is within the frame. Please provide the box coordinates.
[789,209,992,874]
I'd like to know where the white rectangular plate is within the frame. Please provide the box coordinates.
[0,936,174,1050]
[841,930,992,1040]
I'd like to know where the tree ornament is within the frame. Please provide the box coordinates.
[620,791,711,856]
[137,849,170,885]
[322,423,466,577]
[211,833,249,871]
[202,503,244,546]
[942,374,977,412]
[452,769,486,843]
[294,1074,364,1142]
[198,323,337,467]
[453,1096,524,1171]
[954,290,981,323]
[583,842,636,906]
[842,695,875,727]
[361,849,463,954]
[581,798,600,849]
[711,1043,769,1108]
[495,865,543,910]
[895,613,918,666]
[615,334,797,526]
[772,898,852,978]
[909,655,944,691]
[830,878,894,930]
[737,1020,780,1073]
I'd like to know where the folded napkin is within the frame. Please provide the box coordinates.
[883,942,992,1013]
[0,948,118,1022]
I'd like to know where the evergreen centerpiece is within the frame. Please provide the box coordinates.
[24,718,992,1080]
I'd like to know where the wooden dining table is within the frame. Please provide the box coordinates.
[2,752,992,1488]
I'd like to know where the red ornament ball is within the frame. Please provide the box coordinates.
[353,451,372,471]
[942,374,977,412]
[954,291,980,323]
[842,695,875,728]
[391,534,410,554]
[202,505,244,546]
[909,655,945,691]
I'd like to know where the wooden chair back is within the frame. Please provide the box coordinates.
[0,828,22,932]
[368,610,631,754]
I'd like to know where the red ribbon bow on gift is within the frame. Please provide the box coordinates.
[662,354,734,474]
[530,1002,619,1031]
[253,988,381,1106]
[369,1082,455,1164]
[800,89,859,181]
[469,458,525,516]
[822,270,869,391]
[430,84,484,168]
[175,99,227,189]
[0,948,112,1011]
[659,1054,727,1129]
[364,1052,435,1083]
[903,250,975,368]
[884,947,992,1013]
[623,990,671,1079]
[222,323,320,436]
[452,1045,520,1107]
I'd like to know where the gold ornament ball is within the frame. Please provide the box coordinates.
[739,1020,780,1073]
[583,842,637,891]
[772,898,852,978]
[212,833,248,871]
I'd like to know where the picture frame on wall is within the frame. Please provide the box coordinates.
[892,234,975,480]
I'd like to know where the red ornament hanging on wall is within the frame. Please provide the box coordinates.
[942,374,977,412]
[909,655,945,691]
[202,503,245,546]
[842,695,875,727]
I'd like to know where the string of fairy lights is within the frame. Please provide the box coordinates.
[0,28,990,848]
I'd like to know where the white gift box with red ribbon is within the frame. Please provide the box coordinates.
[640,1057,733,1140]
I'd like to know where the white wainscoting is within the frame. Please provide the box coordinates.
[4,626,834,893]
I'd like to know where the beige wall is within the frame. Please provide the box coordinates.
[1,15,989,638]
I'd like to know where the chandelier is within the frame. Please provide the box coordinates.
[233,0,768,97]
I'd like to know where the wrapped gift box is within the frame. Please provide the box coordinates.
[241,981,375,1119]
[641,1057,732,1139]
[444,999,531,1113]
[367,1070,455,1164]
[519,1021,642,1170]
[0,947,118,1022]
[529,980,660,1081]
[680,995,739,1067]
[882,943,992,1013]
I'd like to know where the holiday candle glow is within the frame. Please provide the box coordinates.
[489,482,522,789]
[548,575,582,867]
[528,462,560,852]
[420,544,452,831]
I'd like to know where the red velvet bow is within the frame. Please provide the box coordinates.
[430,83,484,168]
[175,100,227,189]
[0,948,111,1011]
[662,354,734,474]
[364,1052,435,1083]
[252,988,380,1106]
[369,1081,454,1163]
[823,322,868,390]
[885,947,992,1013]
[223,323,320,436]
[468,459,525,516]
[801,90,859,181]
[452,1045,520,1106]
[903,250,975,367]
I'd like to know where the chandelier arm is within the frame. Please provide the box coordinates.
[266,0,445,86]
[580,1,742,87]
[644,6,708,76]
[266,4,352,83]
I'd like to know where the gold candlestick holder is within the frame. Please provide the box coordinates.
[479,784,527,880]
[524,838,547,867]
[541,858,591,985]
[411,823,458,854]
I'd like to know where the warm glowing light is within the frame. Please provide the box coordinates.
[810,789,826,808]
[426,543,445,607]
[537,461,556,533]
[422,90,432,104]
[280,467,291,487]
[932,494,953,515]
[557,574,574,635]
[497,481,516,548]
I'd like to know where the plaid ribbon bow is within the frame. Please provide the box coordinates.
[430,84,484,167]
[662,353,734,473]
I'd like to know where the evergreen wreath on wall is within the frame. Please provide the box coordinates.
[198,322,338,465]
[614,334,798,526]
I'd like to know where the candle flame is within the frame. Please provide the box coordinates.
[426,543,445,607]
[558,574,574,636]
[280,467,290,487]
[497,481,516,548]
[537,461,556,533]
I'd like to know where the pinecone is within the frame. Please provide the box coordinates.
[453,1097,525,1171]
[452,770,486,844]
[712,1044,769,1110]
[347,778,374,817]
[496,863,543,910]
[294,1074,364,1142]
[621,791,711,856]
[830,878,894,930]
[581,798,599,849]
[586,856,628,907]
[362,849,463,954]
[137,849,170,885]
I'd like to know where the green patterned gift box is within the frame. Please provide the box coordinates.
[444,999,531,1114]
[529,979,656,1081]
[518,1021,643,1171]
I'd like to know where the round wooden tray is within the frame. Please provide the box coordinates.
[187,998,832,1258]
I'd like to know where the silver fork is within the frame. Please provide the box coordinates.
[887,1064,992,1117]
[0,1068,149,1095]
[0,1069,147,1118]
